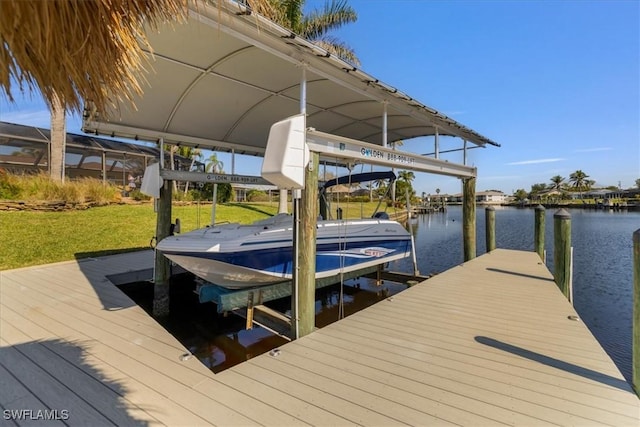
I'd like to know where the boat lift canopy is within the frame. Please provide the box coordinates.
[82,0,499,173]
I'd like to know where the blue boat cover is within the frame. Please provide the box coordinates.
[321,171,396,190]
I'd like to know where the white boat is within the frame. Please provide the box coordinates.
[156,172,412,289]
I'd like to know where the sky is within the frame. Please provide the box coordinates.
[1,0,638,196]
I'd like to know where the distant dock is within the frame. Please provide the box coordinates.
[1,249,638,425]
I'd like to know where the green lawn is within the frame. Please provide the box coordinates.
[0,200,390,270]
[0,202,277,270]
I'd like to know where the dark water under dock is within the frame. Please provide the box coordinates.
[121,274,407,373]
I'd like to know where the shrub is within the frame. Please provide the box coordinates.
[0,171,21,199]
[129,189,152,201]
[247,189,269,202]
[0,171,122,203]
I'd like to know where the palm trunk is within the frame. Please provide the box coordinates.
[49,95,66,183]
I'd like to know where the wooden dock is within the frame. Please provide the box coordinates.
[1,249,638,425]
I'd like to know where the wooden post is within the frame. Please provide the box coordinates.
[462,177,476,262]
[485,206,495,252]
[297,151,319,338]
[153,180,172,317]
[553,208,571,300]
[633,229,640,397]
[534,204,546,261]
[278,189,288,213]
[319,190,328,220]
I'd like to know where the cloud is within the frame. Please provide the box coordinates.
[573,147,613,153]
[506,158,565,166]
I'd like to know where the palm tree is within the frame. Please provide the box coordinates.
[49,95,66,183]
[398,170,415,185]
[270,0,360,65]
[206,153,225,174]
[569,170,589,198]
[183,148,203,195]
[549,175,564,191]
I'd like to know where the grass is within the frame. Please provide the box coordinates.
[0,199,397,271]
[0,173,403,270]
[0,172,120,204]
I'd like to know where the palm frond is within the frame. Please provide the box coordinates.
[0,0,275,114]
[301,0,357,39]
[313,36,360,66]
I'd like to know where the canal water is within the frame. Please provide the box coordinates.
[122,205,639,381]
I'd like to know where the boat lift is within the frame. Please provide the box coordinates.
[141,114,473,337]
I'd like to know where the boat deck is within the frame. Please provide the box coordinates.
[1,249,638,425]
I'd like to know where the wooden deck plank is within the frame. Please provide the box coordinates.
[226,361,407,426]
[192,377,309,426]
[214,369,357,426]
[237,353,456,426]
[0,363,66,427]
[2,248,638,426]
[1,279,211,385]
[265,343,521,426]
[307,321,638,413]
[0,299,212,426]
[0,338,115,426]
[0,322,159,426]
[347,307,620,377]
[1,272,185,349]
[292,334,635,426]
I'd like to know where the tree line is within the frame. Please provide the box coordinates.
[513,170,640,202]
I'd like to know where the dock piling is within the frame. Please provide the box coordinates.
[633,229,640,397]
[153,179,173,317]
[534,205,545,261]
[553,208,571,301]
[296,151,319,338]
[485,206,496,252]
[462,177,476,261]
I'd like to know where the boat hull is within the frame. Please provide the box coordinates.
[157,217,411,289]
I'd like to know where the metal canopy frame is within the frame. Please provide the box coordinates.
[82,0,499,167]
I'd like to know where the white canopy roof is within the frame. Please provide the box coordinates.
[83,0,499,157]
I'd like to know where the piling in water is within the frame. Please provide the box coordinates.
[463,177,476,261]
[153,179,172,317]
[535,205,545,261]
[485,206,496,252]
[553,209,571,301]
[297,151,319,338]
[633,229,640,397]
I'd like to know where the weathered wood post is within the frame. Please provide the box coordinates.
[633,229,640,397]
[296,151,319,338]
[463,177,476,261]
[534,204,546,261]
[485,206,495,253]
[319,189,328,220]
[153,179,173,317]
[553,208,571,300]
